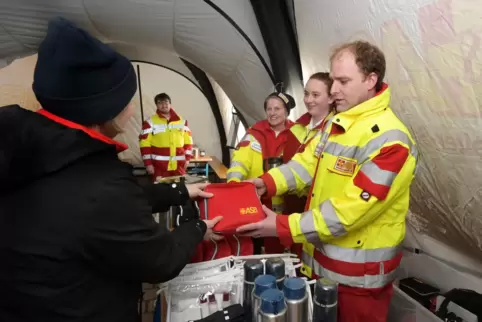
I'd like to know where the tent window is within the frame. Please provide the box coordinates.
[227,106,247,151]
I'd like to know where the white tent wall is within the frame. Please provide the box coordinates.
[295,0,482,274]
[0,55,39,111]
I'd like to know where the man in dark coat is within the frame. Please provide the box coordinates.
[0,17,222,322]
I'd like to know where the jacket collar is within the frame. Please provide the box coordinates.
[333,83,390,132]
[37,109,128,153]
[157,108,181,122]
[251,119,294,133]
[295,111,335,129]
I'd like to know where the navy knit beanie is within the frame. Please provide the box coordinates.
[32,17,137,126]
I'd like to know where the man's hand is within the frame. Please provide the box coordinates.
[236,205,277,237]
[146,165,155,175]
[186,182,213,199]
[245,178,267,197]
[203,216,224,241]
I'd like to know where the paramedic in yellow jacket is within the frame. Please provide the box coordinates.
[227,91,295,254]
[139,93,193,180]
[237,41,418,322]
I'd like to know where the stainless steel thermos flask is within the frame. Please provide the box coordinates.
[252,275,277,322]
[258,288,287,322]
[265,258,286,289]
[283,277,308,322]
[243,259,264,321]
[312,277,339,322]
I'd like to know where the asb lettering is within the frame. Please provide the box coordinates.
[240,207,259,215]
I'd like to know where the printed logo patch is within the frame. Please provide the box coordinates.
[334,157,356,175]
[250,142,262,153]
[360,191,371,202]
[240,207,259,215]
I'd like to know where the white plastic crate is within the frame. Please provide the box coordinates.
[388,251,482,322]
[161,254,313,322]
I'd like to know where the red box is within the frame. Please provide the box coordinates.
[197,182,265,234]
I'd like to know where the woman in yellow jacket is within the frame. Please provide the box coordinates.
[227,91,296,254]
[282,72,335,257]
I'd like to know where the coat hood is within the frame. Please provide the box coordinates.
[0,105,121,193]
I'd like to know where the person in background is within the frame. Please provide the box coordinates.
[281,72,335,268]
[237,40,418,321]
[139,93,194,180]
[226,91,295,255]
[0,17,222,322]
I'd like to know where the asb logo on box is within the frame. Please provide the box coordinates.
[240,207,259,215]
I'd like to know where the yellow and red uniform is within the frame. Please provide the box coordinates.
[261,85,418,320]
[227,119,294,254]
[281,111,334,260]
[139,109,193,178]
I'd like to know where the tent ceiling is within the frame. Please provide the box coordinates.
[0,0,275,126]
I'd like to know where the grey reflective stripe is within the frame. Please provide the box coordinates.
[168,124,184,129]
[299,200,346,241]
[301,250,314,268]
[230,161,248,173]
[360,160,397,186]
[227,171,244,181]
[318,244,401,263]
[323,129,417,163]
[278,165,297,191]
[284,160,312,187]
[312,260,397,288]
[320,200,346,237]
[142,154,152,160]
[299,210,319,244]
[141,128,153,135]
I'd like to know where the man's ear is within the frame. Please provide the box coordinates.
[366,72,378,91]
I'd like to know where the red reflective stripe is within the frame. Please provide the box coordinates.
[313,249,402,277]
[142,120,151,130]
[236,140,250,149]
[353,171,390,200]
[354,144,409,200]
[372,144,409,173]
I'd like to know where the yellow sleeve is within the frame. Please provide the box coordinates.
[287,139,418,244]
[263,133,321,196]
[227,133,254,182]
[139,119,153,167]
[183,120,194,161]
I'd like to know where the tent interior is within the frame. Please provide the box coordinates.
[1,0,482,318]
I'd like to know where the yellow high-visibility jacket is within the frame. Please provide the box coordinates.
[282,112,335,203]
[261,85,418,290]
[139,109,193,177]
[227,119,293,213]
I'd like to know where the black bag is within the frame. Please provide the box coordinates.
[399,277,440,309]
[436,288,482,320]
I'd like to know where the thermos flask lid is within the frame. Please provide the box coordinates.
[260,289,286,314]
[254,275,277,296]
[265,258,285,279]
[283,277,306,300]
[315,277,339,305]
[244,259,264,282]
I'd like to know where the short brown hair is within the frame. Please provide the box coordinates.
[308,72,333,94]
[330,41,386,92]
